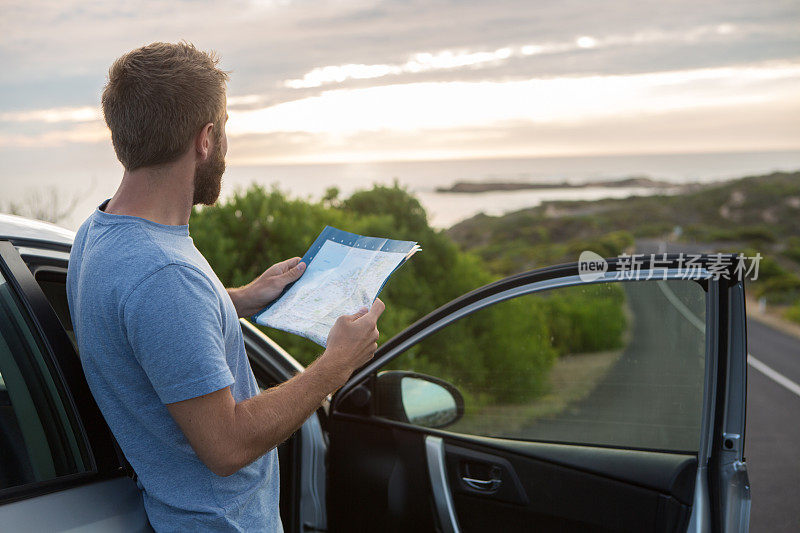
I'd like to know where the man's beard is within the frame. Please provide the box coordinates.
[192,142,225,206]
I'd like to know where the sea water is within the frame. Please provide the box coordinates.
[3,150,799,230]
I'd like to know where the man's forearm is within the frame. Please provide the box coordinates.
[168,302,381,478]
[224,357,344,475]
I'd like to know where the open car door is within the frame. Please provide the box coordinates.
[326,255,750,532]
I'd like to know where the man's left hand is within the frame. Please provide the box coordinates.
[228,257,306,317]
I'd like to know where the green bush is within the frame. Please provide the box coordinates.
[191,184,555,403]
[783,237,800,266]
[392,292,559,403]
[542,284,627,356]
[785,302,800,325]
[739,249,800,304]
[191,183,627,404]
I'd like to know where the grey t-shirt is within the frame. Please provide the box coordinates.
[66,200,281,531]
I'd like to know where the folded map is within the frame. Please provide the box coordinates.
[252,226,420,346]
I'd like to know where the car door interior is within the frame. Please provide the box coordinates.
[215,317,331,533]
[327,258,743,532]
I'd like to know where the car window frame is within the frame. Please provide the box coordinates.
[333,259,724,456]
[365,276,712,452]
[0,241,126,504]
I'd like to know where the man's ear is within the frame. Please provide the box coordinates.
[194,122,215,161]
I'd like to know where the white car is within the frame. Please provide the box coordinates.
[0,214,750,532]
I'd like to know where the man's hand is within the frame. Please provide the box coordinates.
[316,298,385,390]
[227,257,306,317]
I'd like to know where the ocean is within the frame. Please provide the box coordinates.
[3,149,799,230]
[211,149,800,228]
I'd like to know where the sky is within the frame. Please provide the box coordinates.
[1,0,799,217]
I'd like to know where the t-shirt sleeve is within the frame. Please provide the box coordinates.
[122,263,235,404]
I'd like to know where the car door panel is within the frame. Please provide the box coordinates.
[329,414,694,532]
[328,417,438,532]
[328,257,748,532]
[0,242,118,475]
[442,436,697,506]
[443,440,692,533]
[443,442,529,507]
[0,477,149,532]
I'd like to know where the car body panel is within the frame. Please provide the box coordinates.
[0,477,149,532]
[0,214,74,249]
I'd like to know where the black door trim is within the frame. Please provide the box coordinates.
[332,412,697,503]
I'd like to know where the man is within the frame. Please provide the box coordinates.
[66,41,383,531]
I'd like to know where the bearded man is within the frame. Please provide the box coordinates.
[66,41,383,531]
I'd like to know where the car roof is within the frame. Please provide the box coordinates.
[0,213,75,248]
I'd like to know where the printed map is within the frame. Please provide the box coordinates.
[257,240,409,346]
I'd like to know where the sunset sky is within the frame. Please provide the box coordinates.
[1,0,798,169]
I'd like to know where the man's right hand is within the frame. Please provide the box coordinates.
[320,298,385,390]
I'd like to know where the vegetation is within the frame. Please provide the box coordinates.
[190,184,626,403]
[448,171,800,318]
[785,301,800,324]
[190,184,483,363]
[542,284,627,356]
[1,187,84,224]
[187,169,800,407]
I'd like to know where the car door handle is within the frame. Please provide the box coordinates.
[461,476,502,492]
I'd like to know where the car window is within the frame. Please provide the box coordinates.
[380,279,707,452]
[35,271,76,350]
[0,269,90,492]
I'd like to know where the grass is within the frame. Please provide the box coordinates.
[447,170,800,324]
[449,349,623,437]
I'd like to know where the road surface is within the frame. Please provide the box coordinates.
[633,240,800,530]
[746,318,800,532]
[519,266,799,530]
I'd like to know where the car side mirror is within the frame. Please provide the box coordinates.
[374,370,464,429]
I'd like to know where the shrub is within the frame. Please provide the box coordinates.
[191,184,567,403]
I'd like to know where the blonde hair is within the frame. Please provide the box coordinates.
[101,41,229,170]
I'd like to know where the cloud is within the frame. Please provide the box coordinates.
[0,105,101,123]
[229,61,800,134]
[0,121,108,147]
[2,0,799,110]
[284,47,516,89]
[4,60,798,156]
[2,0,799,163]
[279,22,768,90]
[226,98,800,165]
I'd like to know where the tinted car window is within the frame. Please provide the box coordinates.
[35,271,76,350]
[0,270,89,491]
[382,279,707,452]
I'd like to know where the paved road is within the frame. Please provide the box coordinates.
[524,280,706,451]
[746,319,800,532]
[633,240,800,530]
[520,256,799,529]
